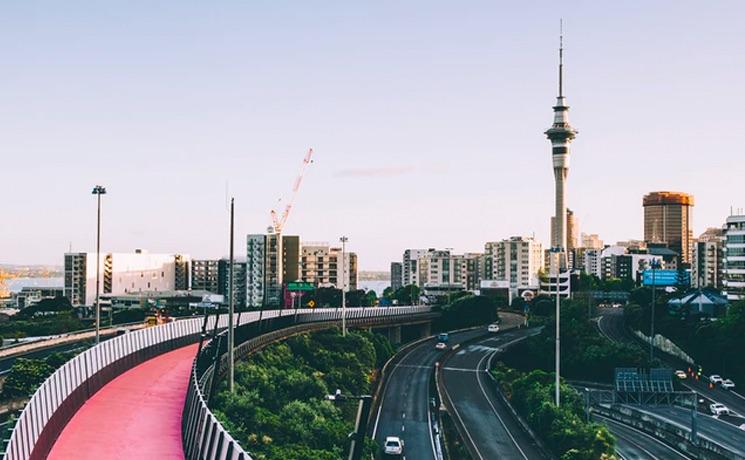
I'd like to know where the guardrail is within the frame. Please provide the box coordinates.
[182,306,434,460]
[1,306,434,460]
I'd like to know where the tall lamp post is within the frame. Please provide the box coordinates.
[340,236,348,336]
[549,246,563,407]
[649,258,660,364]
[228,198,235,393]
[91,185,107,345]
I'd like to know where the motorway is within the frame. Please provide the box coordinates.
[0,339,94,375]
[631,405,745,457]
[372,328,486,460]
[593,413,693,460]
[439,328,545,460]
[597,308,745,419]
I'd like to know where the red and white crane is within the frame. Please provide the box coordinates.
[270,147,314,234]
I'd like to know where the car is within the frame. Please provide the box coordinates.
[710,403,731,416]
[722,379,736,390]
[739,423,745,432]
[384,436,404,456]
[437,333,449,343]
[488,323,500,333]
[435,342,447,350]
[674,370,687,380]
[710,374,724,385]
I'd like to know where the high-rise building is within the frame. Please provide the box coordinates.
[403,249,429,286]
[246,234,266,307]
[723,214,745,301]
[282,235,301,283]
[485,237,544,293]
[64,250,191,306]
[300,242,358,292]
[218,258,247,307]
[545,34,578,265]
[643,191,694,264]
[390,262,403,291]
[191,259,219,293]
[692,228,725,289]
[551,209,578,252]
[262,232,301,307]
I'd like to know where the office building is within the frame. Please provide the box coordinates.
[723,214,745,301]
[262,233,300,307]
[14,287,65,309]
[581,233,604,250]
[218,259,247,308]
[692,228,725,289]
[300,243,358,292]
[390,262,403,291]
[64,250,191,306]
[246,234,266,307]
[643,191,694,264]
[191,259,219,293]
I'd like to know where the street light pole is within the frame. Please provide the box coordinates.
[649,259,658,364]
[91,185,107,345]
[340,236,348,336]
[228,198,235,393]
[555,251,561,407]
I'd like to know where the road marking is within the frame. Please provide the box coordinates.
[440,374,485,460]
[395,364,434,370]
[442,367,481,373]
[475,339,530,460]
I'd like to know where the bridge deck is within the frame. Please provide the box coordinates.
[48,344,197,460]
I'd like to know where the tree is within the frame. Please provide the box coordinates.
[2,358,54,398]
[438,295,497,330]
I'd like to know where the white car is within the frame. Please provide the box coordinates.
[739,423,745,432]
[674,370,687,380]
[710,403,731,416]
[384,436,404,456]
[710,374,724,385]
[488,323,500,333]
[435,342,447,350]
[722,379,736,390]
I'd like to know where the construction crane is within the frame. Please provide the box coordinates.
[270,148,314,234]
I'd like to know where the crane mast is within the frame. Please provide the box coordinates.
[270,148,314,234]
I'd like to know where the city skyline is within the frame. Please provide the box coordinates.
[3,2,745,270]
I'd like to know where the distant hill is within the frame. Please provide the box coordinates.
[358,271,390,281]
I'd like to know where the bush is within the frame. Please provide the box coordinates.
[493,365,616,460]
[212,329,393,458]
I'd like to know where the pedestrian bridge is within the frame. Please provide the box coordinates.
[3,306,435,460]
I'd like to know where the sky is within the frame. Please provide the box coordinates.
[2,1,744,270]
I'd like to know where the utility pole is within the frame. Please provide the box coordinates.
[228,198,235,393]
[91,185,107,345]
[340,236,348,336]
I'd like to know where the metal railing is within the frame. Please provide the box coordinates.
[2,306,433,460]
[182,306,434,460]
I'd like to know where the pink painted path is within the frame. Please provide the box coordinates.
[49,344,198,460]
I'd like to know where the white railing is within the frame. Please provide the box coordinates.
[3,306,434,460]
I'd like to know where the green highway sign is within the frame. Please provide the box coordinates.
[287,281,315,292]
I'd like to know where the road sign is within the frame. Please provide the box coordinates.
[308,300,316,308]
[642,269,680,286]
[287,281,315,292]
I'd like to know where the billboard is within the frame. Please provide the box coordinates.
[642,269,682,286]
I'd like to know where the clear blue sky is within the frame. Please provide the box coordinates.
[2,1,744,270]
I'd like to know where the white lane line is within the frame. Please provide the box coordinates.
[372,339,428,438]
[475,340,530,460]
[442,367,481,372]
[441,371,485,460]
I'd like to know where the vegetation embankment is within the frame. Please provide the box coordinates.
[506,298,647,382]
[624,288,745,382]
[491,365,616,460]
[211,328,394,460]
[2,349,83,400]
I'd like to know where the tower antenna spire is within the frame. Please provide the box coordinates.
[559,18,564,98]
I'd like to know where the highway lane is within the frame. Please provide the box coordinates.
[0,339,96,375]
[593,414,692,460]
[597,308,745,421]
[630,405,745,456]
[372,328,489,459]
[440,329,545,460]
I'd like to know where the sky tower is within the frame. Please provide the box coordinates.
[545,25,578,261]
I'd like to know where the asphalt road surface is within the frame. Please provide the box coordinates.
[593,413,692,460]
[372,328,488,460]
[630,405,745,457]
[597,308,745,422]
[0,339,98,375]
[440,329,545,460]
